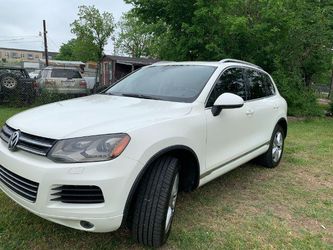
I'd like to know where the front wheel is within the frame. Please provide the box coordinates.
[131,156,180,247]
[256,125,285,168]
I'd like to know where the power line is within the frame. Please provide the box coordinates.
[0,35,39,38]
[47,36,60,50]
[0,38,25,42]
[0,40,42,44]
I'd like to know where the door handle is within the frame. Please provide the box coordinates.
[273,105,279,110]
[246,109,254,116]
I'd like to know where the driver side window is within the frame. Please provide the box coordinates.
[206,68,246,107]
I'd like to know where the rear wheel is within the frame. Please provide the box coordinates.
[256,125,285,168]
[131,156,179,247]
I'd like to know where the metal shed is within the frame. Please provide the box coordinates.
[99,55,159,87]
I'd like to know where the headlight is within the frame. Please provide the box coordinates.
[48,134,131,163]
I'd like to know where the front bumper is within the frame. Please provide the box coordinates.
[0,139,142,232]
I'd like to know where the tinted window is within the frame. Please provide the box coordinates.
[262,73,275,96]
[106,65,216,103]
[246,69,266,99]
[206,68,246,107]
[51,69,82,78]
[246,69,275,99]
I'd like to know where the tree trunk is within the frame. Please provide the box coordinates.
[304,73,312,88]
[329,65,333,100]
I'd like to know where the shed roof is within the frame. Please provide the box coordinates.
[102,55,159,65]
[39,59,85,66]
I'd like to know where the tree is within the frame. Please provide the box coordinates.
[55,38,99,62]
[115,12,155,58]
[71,5,116,61]
[125,0,333,115]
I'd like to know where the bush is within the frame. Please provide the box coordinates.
[33,91,72,106]
[272,70,322,117]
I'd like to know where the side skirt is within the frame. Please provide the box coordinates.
[199,142,270,186]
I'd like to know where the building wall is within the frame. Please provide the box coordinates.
[0,48,57,64]
[0,48,43,63]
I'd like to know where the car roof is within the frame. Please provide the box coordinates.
[151,59,268,74]
[152,61,221,67]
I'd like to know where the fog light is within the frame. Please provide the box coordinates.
[80,220,94,229]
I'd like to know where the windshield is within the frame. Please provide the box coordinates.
[105,65,216,102]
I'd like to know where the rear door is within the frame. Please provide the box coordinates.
[244,68,278,146]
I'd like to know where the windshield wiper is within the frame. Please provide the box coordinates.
[119,93,160,100]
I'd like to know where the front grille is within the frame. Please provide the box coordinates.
[0,124,56,156]
[0,165,39,202]
[51,185,105,204]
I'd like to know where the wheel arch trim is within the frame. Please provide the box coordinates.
[121,144,200,227]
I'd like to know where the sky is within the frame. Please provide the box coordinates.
[0,0,132,54]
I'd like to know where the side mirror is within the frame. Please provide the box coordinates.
[211,93,244,116]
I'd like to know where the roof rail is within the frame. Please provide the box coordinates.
[152,61,175,65]
[219,59,262,69]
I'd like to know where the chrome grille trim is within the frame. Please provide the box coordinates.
[2,124,13,136]
[16,145,47,156]
[19,135,53,148]
[0,131,9,142]
[0,124,56,156]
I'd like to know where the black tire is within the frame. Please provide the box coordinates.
[131,156,180,247]
[0,73,19,91]
[256,124,285,168]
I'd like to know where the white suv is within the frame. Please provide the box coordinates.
[0,59,287,247]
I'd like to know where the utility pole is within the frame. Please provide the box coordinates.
[329,65,333,100]
[328,50,333,100]
[43,20,49,66]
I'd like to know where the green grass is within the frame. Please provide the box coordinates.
[0,106,332,249]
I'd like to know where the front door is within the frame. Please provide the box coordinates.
[205,67,253,172]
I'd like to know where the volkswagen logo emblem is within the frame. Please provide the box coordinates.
[8,130,21,151]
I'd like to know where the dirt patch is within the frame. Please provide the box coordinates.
[295,169,333,190]
[272,205,332,235]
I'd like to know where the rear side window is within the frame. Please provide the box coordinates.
[206,67,246,107]
[262,73,276,96]
[246,69,275,100]
[51,69,82,79]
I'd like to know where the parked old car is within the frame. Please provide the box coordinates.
[37,66,88,95]
[0,66,37,104]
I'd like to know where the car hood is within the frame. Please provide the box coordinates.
[6,94,193,139]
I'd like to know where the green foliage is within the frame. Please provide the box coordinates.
[126,0,333,116]
[71,5,116,61]
[271,67,322,116]
[55,38,99,62]
[115,13,155,58]
[33,92,72,106]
